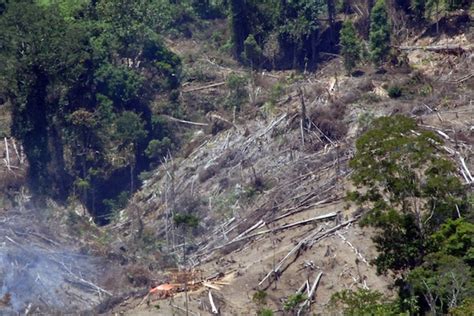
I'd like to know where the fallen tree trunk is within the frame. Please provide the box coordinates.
[182,82,225,93]
[397,45,469,54]
[208,290,218,314]
[160,115,209,127]
[297,272,323,316]
[258,217,360,288]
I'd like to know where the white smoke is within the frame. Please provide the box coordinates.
[0,211,111,314]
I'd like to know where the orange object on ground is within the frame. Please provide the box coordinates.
[150,283,176,294]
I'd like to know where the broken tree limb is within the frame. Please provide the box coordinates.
[60,262,113,297]
[297,280,308,294]
[273,199,332,222]
[233,219,265,241]
[336,232,369,266]
[203,282,221,291]
[258,217,359,288]
[308,217,360,246]
[247,213,337,238]
[297,272,323,316]
[170,303,200,316]
[258,227,324,287]
[182,82,225,93]
[459,155,474,183]
[4,137,10,171]
[208,290,218,314]
[222,212,337,247]
[160,115,209,127]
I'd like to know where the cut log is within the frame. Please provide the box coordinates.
[224,212,336,247]
[182,82,225,93]
[208,290,218,314]
[296,280,308,294]
[203,282,221,291]
[160,115,208,127]
[459,155,473,183]
[4,137,10,171]
[336,232,369,266]
[233,220,265,241]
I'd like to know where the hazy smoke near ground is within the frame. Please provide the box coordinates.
[0,210,110,314]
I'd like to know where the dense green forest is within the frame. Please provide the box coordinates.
[0,0,470,221]
[0,0,472,314]
[0,0,183,222]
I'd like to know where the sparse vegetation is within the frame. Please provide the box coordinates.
[387,85,402,98]
[283,293,306,312]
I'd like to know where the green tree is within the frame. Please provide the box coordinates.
[229,0,250,58]
[430,219,474,266]
[115,111,148,192]
[0,0,181,220]
[340,20,361,74]
[0,1,89,195]
[242,34,263,68]
[225,73,248,111]
[408,254,473,314]
[329,288,403,315]
[348,115,465,273]
[369,0,390,65]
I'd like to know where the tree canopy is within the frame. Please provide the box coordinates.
[0,0,181,222]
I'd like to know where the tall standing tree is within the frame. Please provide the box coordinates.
[369,0,390,65]
[174,213,199,316]
[340,20,362,74]
[114,111,148,193]
[229,0,250,59]
[348,116,466,274]
[326,0,337,43]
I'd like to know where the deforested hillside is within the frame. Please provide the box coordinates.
[108,13,473,316]
[0,0,472,315]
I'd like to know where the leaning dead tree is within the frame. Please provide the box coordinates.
[397,44,472,55]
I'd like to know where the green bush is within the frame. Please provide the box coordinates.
[257,308,273,316]
[225,73,248,111]
[330,288,403,315]
[145,137,174,160]
[283,293,306,311]
[252,290,267,305]
[387,85,402,98]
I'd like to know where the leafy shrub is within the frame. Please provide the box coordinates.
[257,308,273,316]
[145,137,174,160]
[242,34,263,68]
[283,293,306,311]
[387,85,402,98]
[252,290,267,305]
[225,73,248,111]
[330,288,402,315]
